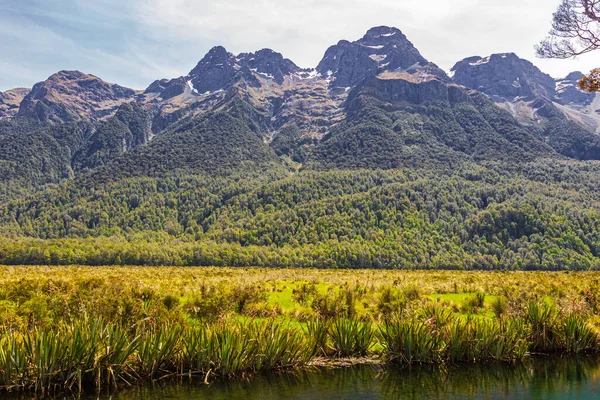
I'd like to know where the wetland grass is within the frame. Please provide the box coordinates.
[1,266,600,395]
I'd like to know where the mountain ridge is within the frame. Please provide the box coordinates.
[451,51,600,159]
[0,25,597,196]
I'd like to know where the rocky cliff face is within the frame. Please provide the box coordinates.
[451,53,600,158]
[0,88,30,119]
[142,45,344,141]
[451,53,556,102]
[17,71,138,123]
[552,72,600,135]
[555,72,597,106]
[317,26,447,88]
[349,74,467,107]
[451,54,600,127]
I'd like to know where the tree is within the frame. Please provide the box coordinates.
[536,0,600,92]
[579,67,600,91]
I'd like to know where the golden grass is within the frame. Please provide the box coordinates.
[1,266,600,395]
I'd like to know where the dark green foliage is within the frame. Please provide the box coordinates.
[312,100,464,170]
[468,96,555,158]
[312,94,555,170]
[270,124,311,163]
[72,103,149,171]
[0,120,85,200]
[314,121,452,170]
[0,117,91,200]
[0,103,283,201]
[88,112,283,181]
[544,115,600,160]
[1,160,600,269]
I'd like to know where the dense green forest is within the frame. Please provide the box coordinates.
[1,159,600,270]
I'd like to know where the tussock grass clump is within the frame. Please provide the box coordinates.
[491,297,508,318]
[0,319,311,395]
[380,316,530,365]
[330,319,373,357]
[305,319,329,356]
[527,302,561,353]
[380,319,443,364]
[442,318,529,363]
[562,314,599,354]
[525,301,600,355]
[465,292,486,310]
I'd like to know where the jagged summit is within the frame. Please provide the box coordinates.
[450,52,600,158]
[186,46,239,94]
[237,48,303,84]
[146,26,447,100]
[451,53,597,111]
[17,71,137,123]
[555,71,596,106]
[0,87,30,119]
[451,53,556,102]
[316,25,446,88]
[362,26,405,40]
[146,46,304,100]
[562,71,585,81]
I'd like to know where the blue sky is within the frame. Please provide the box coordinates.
[0,0,597,91]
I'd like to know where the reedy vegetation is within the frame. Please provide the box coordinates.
[1,267,600,395]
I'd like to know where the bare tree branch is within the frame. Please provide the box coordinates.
[536,0,600,58]
[536,0,600,92]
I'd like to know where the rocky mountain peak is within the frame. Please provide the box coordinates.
[555,71,596,106]
[17,71,137,123]
[563,71,585,81]
[187,46,238,94]
[0,87,30,119]
[451,53,556,102]
[189,46,234,73]
[237,48,302,84]
[359,26,407,45]
[316,26,441,88]
[179,46,304,95]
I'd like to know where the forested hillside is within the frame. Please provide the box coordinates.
[1,159,600,270]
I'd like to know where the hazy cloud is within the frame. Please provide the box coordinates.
[0,0,597,91]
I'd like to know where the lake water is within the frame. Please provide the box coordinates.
[86,356,600,400]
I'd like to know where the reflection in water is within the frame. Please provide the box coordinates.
[60,357,600,399]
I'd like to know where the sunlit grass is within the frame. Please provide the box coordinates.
[2,266,600,395]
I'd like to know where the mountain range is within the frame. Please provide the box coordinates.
[1,26,599,182]
[1,26,600,270]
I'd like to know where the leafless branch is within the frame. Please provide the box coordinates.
[536,0,600,58]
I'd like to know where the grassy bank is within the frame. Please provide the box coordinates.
[1,267,600,395]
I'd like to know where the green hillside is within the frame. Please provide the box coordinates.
[1,159,600,270]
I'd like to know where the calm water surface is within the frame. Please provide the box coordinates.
[90,357,600,400]
[13,357,600,400]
